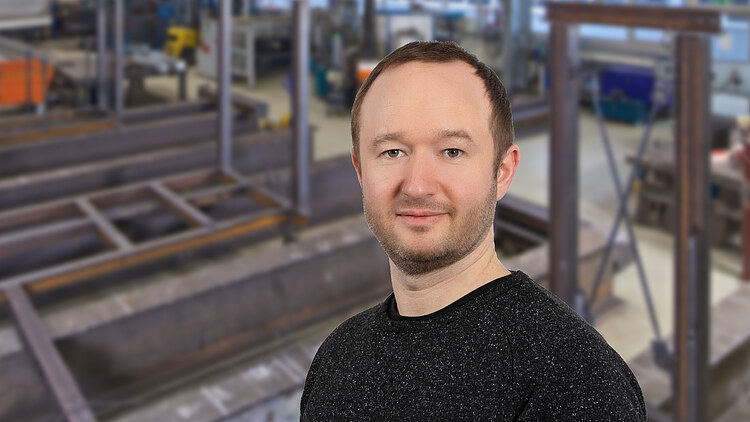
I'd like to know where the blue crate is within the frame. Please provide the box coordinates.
[601,65,655,108]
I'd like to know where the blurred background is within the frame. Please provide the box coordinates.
[0,0,747,421]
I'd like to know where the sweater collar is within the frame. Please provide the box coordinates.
[374,270,527,332]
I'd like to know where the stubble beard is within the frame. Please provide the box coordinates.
[363,180,497,276]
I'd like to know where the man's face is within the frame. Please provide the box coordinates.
[353,61,505,276]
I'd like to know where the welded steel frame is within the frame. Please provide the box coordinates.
[0,167,294,422]
[546,4,719,422]
[0,168,293,296]
[0,3,310,421]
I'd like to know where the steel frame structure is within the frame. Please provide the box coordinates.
[546,4,720,422]
[1,1,311,421]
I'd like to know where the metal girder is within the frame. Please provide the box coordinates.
[0,120,115,147]
[0,129,298,211]
[96,0,108,112]
[0,110,258,178]
[5,285,97,422]
[114,0,124,127]
[75,198,133,251]
[673,34,712,422]
[149,182,214,228]
[545,3,721,34]
[292,0,311,219]
[218,0,232,173]
[548,21,581,310]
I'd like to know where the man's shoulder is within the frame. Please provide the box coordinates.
[316,297,384,354]
[495,272,600,344]
[492,271,634,379]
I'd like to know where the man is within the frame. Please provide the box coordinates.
[300,41,646,421]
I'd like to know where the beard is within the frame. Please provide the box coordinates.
[363,179,497,276]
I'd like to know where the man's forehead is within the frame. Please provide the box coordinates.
[359,61,491,140]
[371,60,479,89]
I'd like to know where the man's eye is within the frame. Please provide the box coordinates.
[384,149,402,158]
[444,149,463,158]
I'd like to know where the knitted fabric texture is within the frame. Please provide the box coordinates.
[301,270,646,421]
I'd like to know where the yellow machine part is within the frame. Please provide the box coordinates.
[165,26,198,59]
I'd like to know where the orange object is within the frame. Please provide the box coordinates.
[356,68,372,84]
[0,59,55,106]
[356,60,378,87]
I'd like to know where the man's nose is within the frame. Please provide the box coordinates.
[400,153,439,198]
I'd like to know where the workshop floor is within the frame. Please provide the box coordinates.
[139,50,746,365]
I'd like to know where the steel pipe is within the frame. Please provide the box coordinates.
[548,22,581,311]
[96,0,108,112]
[218,0,233,173]
[292,0,311,218]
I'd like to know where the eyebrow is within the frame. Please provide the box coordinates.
[437,129,475,144]
[370,132,405,151]
[369,129,475,150]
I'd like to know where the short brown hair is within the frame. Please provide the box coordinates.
[350,41,514,173]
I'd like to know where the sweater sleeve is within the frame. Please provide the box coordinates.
[515,345,647,422]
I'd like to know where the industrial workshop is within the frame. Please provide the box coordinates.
[0,0,747,421]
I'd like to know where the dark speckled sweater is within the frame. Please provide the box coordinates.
[300,270,646,421]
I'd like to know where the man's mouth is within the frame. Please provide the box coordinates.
[396,210,447,225]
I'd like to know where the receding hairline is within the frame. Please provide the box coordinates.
[354,59,495,140]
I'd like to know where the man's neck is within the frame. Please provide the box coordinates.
[390,230,510,317]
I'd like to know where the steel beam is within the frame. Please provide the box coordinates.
[0,110,257,177]
[673,34,711,422]
[0,219,92,258]
[546,3,720,33]
[292,0,311,217]
[96,0,108,112]
[114,0,124,128]
[4,285,97,422]
[548,21,580,310]
[149,182,214,228]
[218,0,232,173]
[75,198,133,251]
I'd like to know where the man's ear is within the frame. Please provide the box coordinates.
[351,147,362,187]
[496,144,519,201]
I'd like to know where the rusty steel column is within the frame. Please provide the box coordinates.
[548,21,581,311]
[673,34,711,422]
